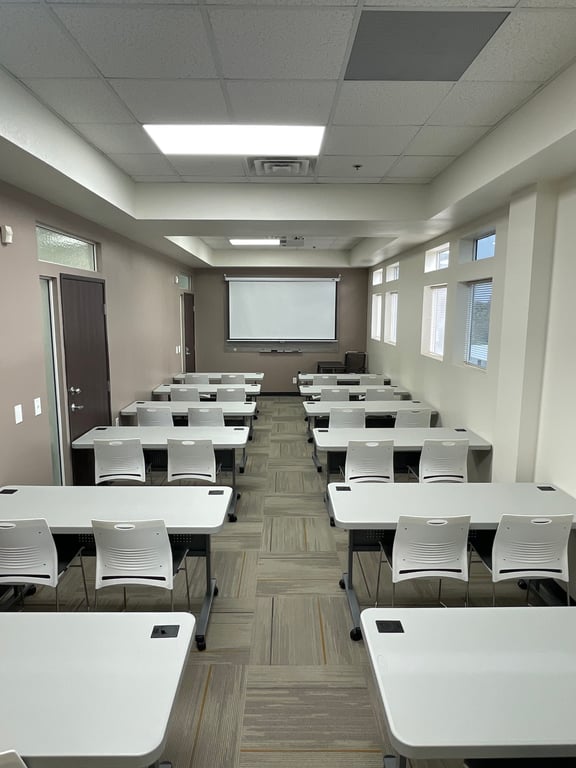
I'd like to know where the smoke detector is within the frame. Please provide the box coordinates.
[249,158,314,177]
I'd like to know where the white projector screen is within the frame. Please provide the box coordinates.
[227,278,338,341]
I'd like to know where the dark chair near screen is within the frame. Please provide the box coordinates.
[344,351,367,373]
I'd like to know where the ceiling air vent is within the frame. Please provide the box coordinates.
[279,236,305,248]
[249,158,314,177]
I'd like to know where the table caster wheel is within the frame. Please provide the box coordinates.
[239,466,245,473]
[196,637,206,651]
[307,437,313,443]
[214,586,219,596]
[317,466,322,473]
[228,513,237,522]
[339,578,345,589]
[350,627,362,642]
[329,518,335,527]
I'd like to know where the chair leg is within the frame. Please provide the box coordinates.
[492,582,496,607]
[525,579,531,605]
[94,590,98,610]
[123,587,128,611]
[184,557,191,612]
[79,553,90,610]
[437,579,443,606]
[55,584,60,612]
[375,543,385,607]
[391,582,396,607]
[170,588,174,611]
[567,581,571,607]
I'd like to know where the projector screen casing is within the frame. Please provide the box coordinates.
[227,278,338,341]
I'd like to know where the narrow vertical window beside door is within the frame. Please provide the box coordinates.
[465,280,492,369]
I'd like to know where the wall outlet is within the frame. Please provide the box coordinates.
[14,404,23,424]
[34,397,42,416]
[292,377,297,384]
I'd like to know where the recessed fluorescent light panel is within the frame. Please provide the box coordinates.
[143,125,325,156]
[229,239,281,246]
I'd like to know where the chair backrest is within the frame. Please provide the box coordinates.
[419,439,469,483]
[393,515,470,583]
[166,438,216,483]
[345,351,366,373]
[221,373,245,384]
[0,518,58,588]
[329,407,365,428]
[136,405,173,426]
[365,388,395,401]
[93,438,146,484]
[187,406,225,427]
[345,440,394,483]
[170,386,200,402]
[491,514,572,583]
[359,374,385,385]
[312,374,338,386]
[92,519,173,591]
[0,751,28,768]
[216,387,246,402]
[394,408,432,428]
[183,373,209,384]
[320,388,349,402]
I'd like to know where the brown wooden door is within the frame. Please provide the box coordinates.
[60,275,111,441]
[183,292,196,372]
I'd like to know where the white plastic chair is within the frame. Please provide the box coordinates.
[394,408,432,427]
[183,373,209,384]
[472,513,573,606]
[167,438,217,484]
[136,405,173,426]
[312,374,338,386]
[320,388,349,402]
[170,386,200,402]
[329,408,365,428]
[345,440,394,483]
[91,519,190,611]
[221,373,245,384]
[188,407,225,427]
[0,518,89,610]
[364,388,395,401]
[93,438,146,484]
[359,375,385,385]
[216,387,245,402]
[0,752,28,768]
[376,515,471,607]
[419,439,469,483]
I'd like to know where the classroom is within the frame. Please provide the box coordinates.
[2,2,576,767]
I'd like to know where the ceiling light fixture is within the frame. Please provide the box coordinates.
[229,239,281,247]
[143,125,325,156]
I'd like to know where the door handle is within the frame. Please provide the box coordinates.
[70,403,84,411]
[68,386,82,395]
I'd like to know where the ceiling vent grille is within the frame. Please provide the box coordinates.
[249,158,314,177]
[279,236,305,248]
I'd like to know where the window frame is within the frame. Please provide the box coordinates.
[424,243,450,273]
[372,268,383,286]
[421,283,447,360]
[384,290,398,345]
[473,232,496,261]
[371,293,383,341]
[385,262,399,282]
[36,225,97,272]
[464,279,492,369]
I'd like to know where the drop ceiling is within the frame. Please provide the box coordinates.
[1,0,576,267]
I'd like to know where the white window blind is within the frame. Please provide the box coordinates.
[371,293,382,341]
[421,284,447,359]
[384,291,398,344]
[465,280,492,368]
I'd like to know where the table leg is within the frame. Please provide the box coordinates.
[312,440,322,472]
[247,415,253,440]
[306,414,315,442]
[339,531,362,641]
[194,536,218,652]
[383,755,407,768]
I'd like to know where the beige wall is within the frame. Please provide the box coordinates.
[0,180,191,486]
[192,268,369,392]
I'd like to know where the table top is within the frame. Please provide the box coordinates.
[313,426,491,451]
[361,606,576,759]
[300,384,410,398]
[0,612,195,767]
[173,371,264,383]
[154,383,260,396]
[0,485,232,533]
[298,373,390,384]
[329,482,576,529]
[304,400,435,417]
[72,425,249,450]
[121,400,256,417]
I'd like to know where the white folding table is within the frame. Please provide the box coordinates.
[0,484,231,649]
[303,398,437,436]
[361,606,576,767]
[313,425,492,481]
[297,373,391,386]
[300,384,410,401]
[330,481,576,640]
[0,611,194,767]
[119,399,256,435]
[172,371,264,384]
[152,383,260,401]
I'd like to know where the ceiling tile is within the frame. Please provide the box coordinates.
[227,80,337,123]
[324,125,419,155]
[427,81,540,126]
[404,125,489,155]
[73,124,159,154]
[387,155,455,178]
[52,5,217,78]
[23,79,134,124]
[109,79,229,123]
[317,155,397,177]
[0,5,96,78]
[169,157,247,176]
[108,154,178,177]
[208,7,355,79]
[334,82,453,125]
[462,9,576,82]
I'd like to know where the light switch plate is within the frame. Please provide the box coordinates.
[14,404,23,424]
[34,397,41,416]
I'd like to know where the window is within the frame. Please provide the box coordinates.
[465,280,492,369]
[421,284,447,359]
[371,293,382,341]
[385,262,399,282]
[384,291,398,345]
[474,232,496,260]
[36,226,96,271]
[425,243,449,272]
[372,268,383,286]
